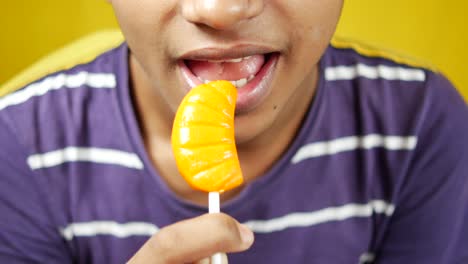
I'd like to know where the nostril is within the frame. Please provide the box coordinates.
[181,0,263,30]
[245,0,264,19]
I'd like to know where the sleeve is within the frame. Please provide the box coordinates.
[374,72,468,263]
[0,118,73,263]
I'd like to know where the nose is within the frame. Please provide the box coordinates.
[181,0,264,30]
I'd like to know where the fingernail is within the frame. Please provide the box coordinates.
[238,224,254,246]
[198,258,210,264]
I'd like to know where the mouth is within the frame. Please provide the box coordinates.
[178,46,279,114]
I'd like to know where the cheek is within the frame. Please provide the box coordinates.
[112,0,177,77]
[284,2,342,71]
[111,1,170,50]
[289,0,342,43]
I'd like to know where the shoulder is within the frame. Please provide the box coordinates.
[321,37,468,176]
[321,36,466,135]
[294,36,468,176]
[325,36,465,108]
[1,30,124,97]
[325,35,434,93]
[0,30,126,155]
[328,35,437,72]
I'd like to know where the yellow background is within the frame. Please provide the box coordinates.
[1,1,467,99]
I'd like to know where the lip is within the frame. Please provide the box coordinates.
[177,45,280,114]
[179,44,278,61]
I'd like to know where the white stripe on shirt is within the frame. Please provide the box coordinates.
[244,200,395,233]
[291,134,417,164]
[60,221,158,241]
[0,72,116,111]
[325,63,425,81]
[59,200,394,240]
[27,147,144,170]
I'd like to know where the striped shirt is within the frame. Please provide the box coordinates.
[1,33,467,263]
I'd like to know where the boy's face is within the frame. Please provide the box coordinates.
[110,0,343,144]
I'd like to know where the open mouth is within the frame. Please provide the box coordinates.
[178,52,279,114]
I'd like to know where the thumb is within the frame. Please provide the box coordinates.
[127,213,254,263]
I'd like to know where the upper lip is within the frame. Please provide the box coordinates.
[179,44,278,61]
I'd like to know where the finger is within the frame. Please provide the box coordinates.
[127,213,254,264]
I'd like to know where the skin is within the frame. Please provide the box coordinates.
[107,0,344,262]
[127,213,253,264]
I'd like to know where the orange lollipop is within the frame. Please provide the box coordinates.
[171,80,243,193]
[171,80,244,263]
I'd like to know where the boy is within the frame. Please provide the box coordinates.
[1,0,467,263]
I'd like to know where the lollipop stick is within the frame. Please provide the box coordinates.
[209,192,220,213]
[209,192,222,264]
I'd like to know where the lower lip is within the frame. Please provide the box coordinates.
[178,53,279,114]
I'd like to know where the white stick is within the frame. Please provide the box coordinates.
[209,192,223,264]
[209,192,220,213]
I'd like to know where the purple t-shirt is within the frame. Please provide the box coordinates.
[1,40,467,263]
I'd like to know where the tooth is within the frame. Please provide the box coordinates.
[226,58,243,63]
[207,60,223,63]
[204,80,211,84]
[229,80,236,86]
[235,78,248,88]
[247,75,255,82]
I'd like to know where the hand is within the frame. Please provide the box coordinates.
[127,213,254,263]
